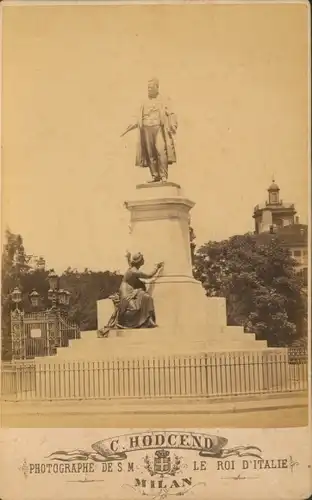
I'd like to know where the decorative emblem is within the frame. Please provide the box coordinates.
[144,449,182,477]
[154,450,171,475]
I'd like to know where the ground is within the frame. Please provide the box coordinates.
[1,398,308,428]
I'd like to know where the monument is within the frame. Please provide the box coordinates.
[34,78,287,400]
[95,179,268,356]
[96,78,267,351]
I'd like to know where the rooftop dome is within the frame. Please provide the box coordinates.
[268,179,280,191]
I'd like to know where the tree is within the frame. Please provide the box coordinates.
[60,269,121,330]
[1,229,31,359]
[193,232,307,347]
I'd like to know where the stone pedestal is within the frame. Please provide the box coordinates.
[98,182,229,335]
[125,182,194,277]
[124,182,204,331]
[97,182,266,349]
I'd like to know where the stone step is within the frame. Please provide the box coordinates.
[69,337,261,352]
[80,326,255,339]
[37,342,281,365]
[76,328,258,346]
[80,330,98,340]
[83,325,254,336]
[49,323,268,361]
[69,338,265,350]
[53,338,268,360]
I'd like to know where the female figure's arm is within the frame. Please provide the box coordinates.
[125,251,131,266]
[133,262,163,280]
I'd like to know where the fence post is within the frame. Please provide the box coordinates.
[11,309,25,360]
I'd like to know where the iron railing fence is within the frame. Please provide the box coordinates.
[1,349,308,401]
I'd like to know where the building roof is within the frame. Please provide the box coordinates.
[253,201,296,215]
[255,224,308,247]
[276,223,308,246]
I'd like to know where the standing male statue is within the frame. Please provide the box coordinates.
[121,78,178,182]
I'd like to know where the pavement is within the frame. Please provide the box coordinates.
[1,392,308,428]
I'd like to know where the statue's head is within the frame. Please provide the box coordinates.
[148,77,159,98]
[130,252,144,268]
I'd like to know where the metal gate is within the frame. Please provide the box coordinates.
[11,308,80,360]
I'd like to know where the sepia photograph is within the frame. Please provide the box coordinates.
[0,1,310,499]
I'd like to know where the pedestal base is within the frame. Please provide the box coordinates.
[51,326,267,360]
[97,286,228,334]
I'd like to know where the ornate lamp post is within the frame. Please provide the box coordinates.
[11,286,22,310]
[10,286,24,360]
[58,289,71,307]
[29,289,40,309]
[47,270,71,310]
[25,271,71,312]
[46,270,72,351]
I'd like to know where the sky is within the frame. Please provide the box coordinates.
[2,2,309,274]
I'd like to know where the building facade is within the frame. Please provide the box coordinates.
[253,180,297,233]
[253,180,308,283]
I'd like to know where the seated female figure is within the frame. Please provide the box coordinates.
[118,252,163,328]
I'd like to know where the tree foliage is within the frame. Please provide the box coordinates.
[193,233,307,347]
[59,268,121,330]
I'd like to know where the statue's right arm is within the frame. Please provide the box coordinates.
[134,269,157,280]
[135,263,163,280]
[125,251,131,266]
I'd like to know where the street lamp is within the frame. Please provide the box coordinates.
[47,270,71,310]
[58,289,71,306]
[29,289,40,308]
[11,287,22,309]
[48,270,59,291]
[25,271,71,311]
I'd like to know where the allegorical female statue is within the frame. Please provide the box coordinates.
[121,77,177,183]
[98,252,164,336]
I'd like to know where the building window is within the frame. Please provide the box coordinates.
[270,193,276,203]
[298,267,308,287]
[294,250,301,257]
[275,218,284,228]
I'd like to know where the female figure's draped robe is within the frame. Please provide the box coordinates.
[99,268,156,336]
[118,269,156,328]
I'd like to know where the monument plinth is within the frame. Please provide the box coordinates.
[95,181,266,351]
[125,182,194,277]
[121,182,215,332]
